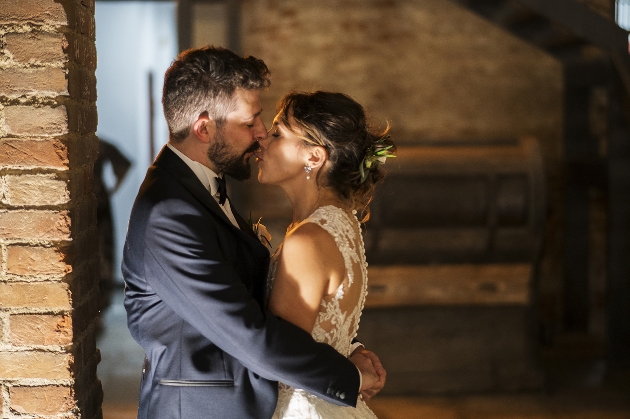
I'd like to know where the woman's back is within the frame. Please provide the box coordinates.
[268,206,377,419]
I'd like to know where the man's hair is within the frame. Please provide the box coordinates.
[162,46,271,143]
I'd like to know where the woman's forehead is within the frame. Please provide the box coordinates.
[272,112,298,130]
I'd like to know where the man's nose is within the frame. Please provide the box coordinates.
[254,119,267,142]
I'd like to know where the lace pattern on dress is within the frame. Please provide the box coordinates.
[305,207,367,357]
[268,206,376,419]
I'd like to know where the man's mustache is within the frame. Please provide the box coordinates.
[244,142,260,154]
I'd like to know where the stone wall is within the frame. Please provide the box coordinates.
[240,0,565,331]
[242,0,562,151]
[0,0,101,417]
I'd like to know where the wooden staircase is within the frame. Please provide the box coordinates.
[453,0,630,368]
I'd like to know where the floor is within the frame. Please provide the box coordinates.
[98,290,630,419]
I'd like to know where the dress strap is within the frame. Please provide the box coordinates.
[302,206,361,287]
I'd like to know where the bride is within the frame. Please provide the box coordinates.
[254,91,395,419]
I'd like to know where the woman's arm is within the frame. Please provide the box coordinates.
[268,222,346,332]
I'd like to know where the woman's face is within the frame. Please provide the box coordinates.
[254,115,310,186]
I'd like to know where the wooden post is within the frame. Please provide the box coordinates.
[227,0,242,54]
[562,63,596,332]
[177,0,193,52]
[606,72,630,368]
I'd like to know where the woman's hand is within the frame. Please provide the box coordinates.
[350,347,386,401]
[349,352,379,394]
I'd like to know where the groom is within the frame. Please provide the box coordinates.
[122,46,384,419]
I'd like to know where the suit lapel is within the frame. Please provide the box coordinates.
[229,199,258,241]
[155,146,234,226]
[154,146,265,248]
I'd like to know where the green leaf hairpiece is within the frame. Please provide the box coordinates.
[359,135,396,183]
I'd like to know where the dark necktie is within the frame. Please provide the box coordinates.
[215,176,228,205]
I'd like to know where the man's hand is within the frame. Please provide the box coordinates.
[351,347,386,401]
[349,352,379,393]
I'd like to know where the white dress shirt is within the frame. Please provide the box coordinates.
[167,143,239,227]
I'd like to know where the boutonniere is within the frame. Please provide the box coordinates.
[248,212,272,248]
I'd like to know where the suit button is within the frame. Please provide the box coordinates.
[340,392,346,400]
[326,388,333,394]
[335,391,341,397]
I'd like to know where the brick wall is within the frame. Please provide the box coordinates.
[242,0,562,150]
[0,0,101,418]
[240,0,565,324]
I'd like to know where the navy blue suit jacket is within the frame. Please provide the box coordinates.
[122,146,360,419]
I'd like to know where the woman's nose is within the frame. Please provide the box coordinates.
[257,130,272,148]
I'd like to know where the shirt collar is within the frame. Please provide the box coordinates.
[167,143,222,196]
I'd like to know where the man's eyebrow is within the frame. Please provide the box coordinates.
[251,109,263,118]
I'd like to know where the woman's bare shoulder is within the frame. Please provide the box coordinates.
[284,222,336,256]
[281,221,345,287]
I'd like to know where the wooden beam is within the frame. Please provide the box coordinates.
[606,76,630,368]
[517,0,628,55]
[562,64,598,332]
[227,0,241,54]
[365,264,531,307]
[177,0,193,52]
[612,49,630,101]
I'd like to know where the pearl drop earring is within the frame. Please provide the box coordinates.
[304,166,312,180]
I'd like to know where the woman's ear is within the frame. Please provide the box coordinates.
[306,146,327,170]
[192,112,216,144]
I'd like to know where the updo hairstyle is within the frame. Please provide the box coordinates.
[275,91,395,222]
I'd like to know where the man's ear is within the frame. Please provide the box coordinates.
[306,146,327,170]
[192,112,216,143]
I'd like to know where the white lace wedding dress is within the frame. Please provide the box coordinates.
[268,205,378,419]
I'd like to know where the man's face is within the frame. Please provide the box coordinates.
[207,88,267,180]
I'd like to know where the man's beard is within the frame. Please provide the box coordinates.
[207,128,259,181]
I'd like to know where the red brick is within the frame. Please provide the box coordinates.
[72,325,98,369]
[4,106,68,136]
[68,68,96,102]
[59,136,97,174]
[4,174,70,206]
[9,315,72,346]
[7,245,72,276]
[10,385,74,415]
[81,0,95,12]
[0,210,70,240]
[67,35,97,70]
[67,205,95,244]
[70,5,95,39]
[86,383,104,419]
[0,282,71,310]
[0,68,67,97]
[5,32,68,64]
[74,350,99,388]
[66,104,97,135]
[0,351,72,380]
[64,242,99,303]
[0,139,69,169]
[0,0,68,25]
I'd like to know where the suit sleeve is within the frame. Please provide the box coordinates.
[141,197,360,406]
